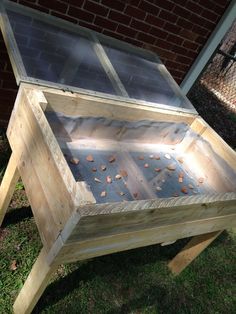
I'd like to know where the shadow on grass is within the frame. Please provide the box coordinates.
[2,206,33,227]
[32,231,231,314]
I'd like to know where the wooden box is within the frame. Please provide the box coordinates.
[0,1,236,313]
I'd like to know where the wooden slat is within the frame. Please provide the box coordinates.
[41,87,196,125]
[67,197,236,243]
[13,248,58,314]
[8,117,60,247]
[92,35,129,97]
[190,117,236,172]
[168,230,222,275]
[6,86,93,248]
[53,214,235,264]
[0,153,20,226]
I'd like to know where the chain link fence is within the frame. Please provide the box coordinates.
[188,19,236,149]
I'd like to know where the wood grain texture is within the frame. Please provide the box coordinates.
[68,195,236,243]
[53,215,235,264]
[168,230,222,275]
[6,86,94,248]
[40,86,196,124]
[13,248,58,314]
[0,153,20,226]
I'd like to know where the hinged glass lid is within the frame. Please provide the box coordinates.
[0,0,196,114]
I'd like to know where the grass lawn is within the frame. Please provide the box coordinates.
[0,131,236,314]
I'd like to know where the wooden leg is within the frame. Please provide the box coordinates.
[13,247,58,314]
[168,230,222,275]
[0,153,20,226]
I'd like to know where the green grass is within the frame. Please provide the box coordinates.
[0,133,235,314]
[0,209,235,313]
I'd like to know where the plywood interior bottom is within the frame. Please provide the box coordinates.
[46,111,236,203]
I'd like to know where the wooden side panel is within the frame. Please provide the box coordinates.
[55,214,236,264]
[43,90,196,124]
[66,194,236,243]
[191,117,236,171]
[6,87,78,249]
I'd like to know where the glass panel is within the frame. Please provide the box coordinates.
[6,9,116,94]
[103,44,192,109]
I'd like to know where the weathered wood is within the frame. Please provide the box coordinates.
[92,35,129,97]
[6,86,95,248]
[62,193,236,244]
[1,84,236,313]
[13,248,58,314]
[41,87,196,124]
[52,215,235,264]
[0,153,20,226]
[168,230,222,275]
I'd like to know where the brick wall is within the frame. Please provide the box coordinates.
[0,0,230,126]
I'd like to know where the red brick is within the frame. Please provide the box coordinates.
[38,0,68,14]
[149,27,168,39]
[155,39,173,51]
[101,0,126,12]
[102,29,124,41]
[18,0,50,13]
[182,40,199,51]
[179,29,198,41]
[164,22,181,34]
[117,24,138,38]
[152,47,176,60]
[145,14,165,28]
[68,6,95,22]
[198,0,224,10]
[125,5,146,20]
[137,32,156,44]
[123,37,143,47]
[131,19,151,33]
[196,35,207,45]
[139,1,160,16]
[176,55,192,64]
[79,21,103,33]
[214,3,228,15]
[172,44,188,55]
[173,5,191,20]
[203,19,216,30]
[167,34,184,45]
[201,9,219,22]
[214,0,230,7]
[0,88,17,99]
[51,11,77,24]
[152,0,174,11]
[65,0,84,6]
[176,17,193,30]
[192,25,210,37]
[84,1,109,17]
[0,60,5,71]
[109,10,131,25]
[166,60,189,72]
[94,16,118,31]
[169,68,185,78]
[159,10,178,24]
[2,80,18,89]
[185,50,198,59]
[185,1,203,15]
[0,71,15,81]
[189,13,209,27]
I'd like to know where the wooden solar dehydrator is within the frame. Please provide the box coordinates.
[0,1,236,313]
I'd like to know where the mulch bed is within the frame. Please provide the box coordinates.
[188,82,236,149]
